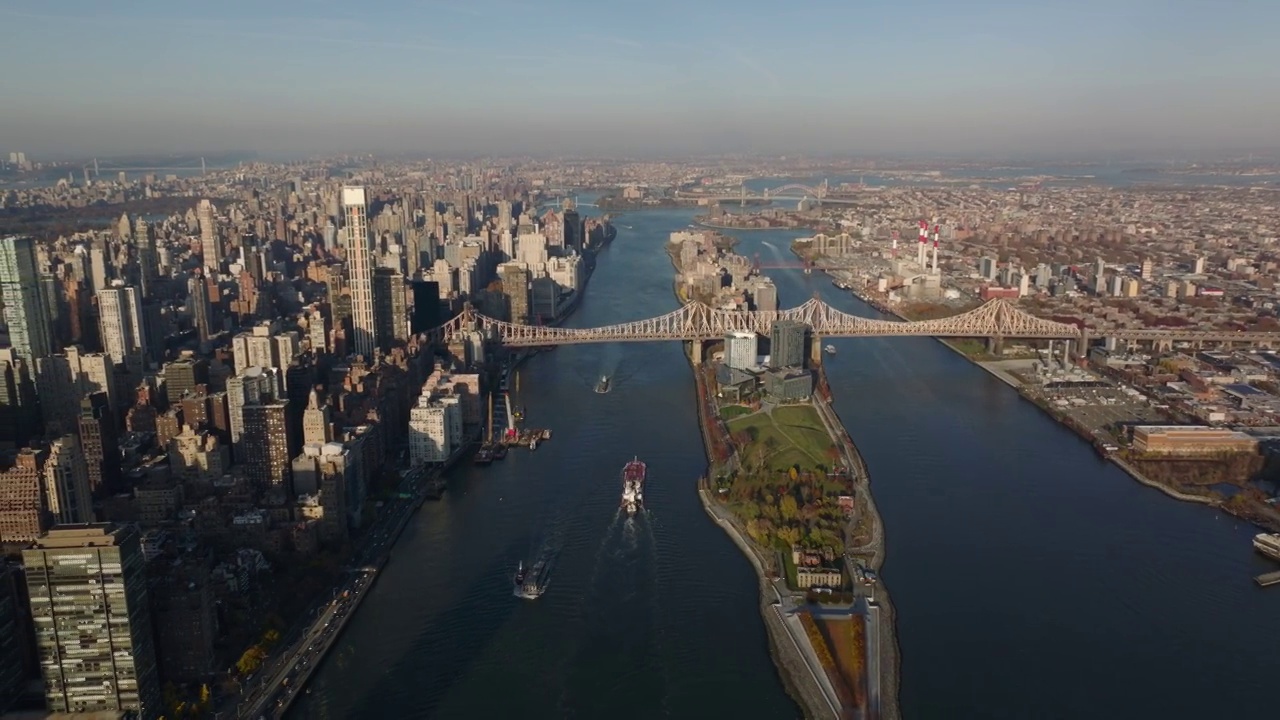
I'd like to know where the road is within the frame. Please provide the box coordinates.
[231,466,434,719]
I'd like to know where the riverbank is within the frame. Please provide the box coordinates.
[805,254,1261,527]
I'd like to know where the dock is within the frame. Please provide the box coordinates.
[501,428,552,449]
[1254,570,1280,588]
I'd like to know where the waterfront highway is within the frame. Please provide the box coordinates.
[233,467,431,719]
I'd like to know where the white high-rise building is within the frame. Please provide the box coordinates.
[198,199,220,271]
[342,186,376,359]
[97,285,146,374]
[725,331,758,370]
[0,235,54,361]
[231,325,275,375]
[408,392,461,465]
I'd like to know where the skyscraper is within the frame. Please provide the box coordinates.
[78,391,120,492]
[23,524,162,719]
[135,219,158,298]
[0,563,26,713]
[242,402,293,492]
[0,348,40,448]
[188,270,213,343]
[197,199,220,272]
[769,320,808,369]
[44,434,93,525]
[373,267,406,351]
[725,331,758,370]
[0,235,54,361]
[226,366,276,461]
[342,186,376,359]
[97,285,147,376]
[410,280,441,333]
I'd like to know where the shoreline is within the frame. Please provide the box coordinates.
[672,243,901,720]
[807,255,1254,521]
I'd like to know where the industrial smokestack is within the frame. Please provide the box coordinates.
[891,230,899,259]
[917,220,927,266]
[931,225,940,273]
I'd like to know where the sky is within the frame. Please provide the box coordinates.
[2,0,1278,159]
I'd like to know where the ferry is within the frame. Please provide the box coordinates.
[1254,533,1280,563]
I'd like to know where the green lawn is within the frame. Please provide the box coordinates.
[720,404,753,420]
[728,404,836,473]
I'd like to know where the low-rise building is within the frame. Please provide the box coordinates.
[1130,425,1258,455]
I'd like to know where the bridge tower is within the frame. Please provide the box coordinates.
[809,332,824,367]
[740,184,747,208]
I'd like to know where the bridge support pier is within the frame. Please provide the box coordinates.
[986,336,1004,356]
[1076,329,1091,360]
[809,334,824,367]
[689,340,704,365]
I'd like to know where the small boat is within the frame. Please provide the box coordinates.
[473,446,493,465]
[529,439,538,451]
[514,558,548,600]
[492,444,508,460]
[595,375,611,394]
[824,344,836,355]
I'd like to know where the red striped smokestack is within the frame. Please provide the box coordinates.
[933,225,939,248]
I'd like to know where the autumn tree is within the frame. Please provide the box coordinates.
[779,494,798,522]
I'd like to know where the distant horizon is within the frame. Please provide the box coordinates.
[5,0,1280,162]
[9,148,1280,167]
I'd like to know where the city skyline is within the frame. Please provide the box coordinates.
[4,0,1279,157]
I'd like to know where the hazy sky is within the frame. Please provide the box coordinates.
[3,0,1278,159]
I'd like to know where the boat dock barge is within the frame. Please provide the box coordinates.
[1254,570,1280,588]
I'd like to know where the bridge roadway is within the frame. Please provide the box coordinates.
[438,296,1280,349]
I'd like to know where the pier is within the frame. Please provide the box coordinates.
[1254,570,1280,588]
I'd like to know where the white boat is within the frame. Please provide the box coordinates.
[824,344,836,355]
[595,375,611,394]
[1254,533,1280,562]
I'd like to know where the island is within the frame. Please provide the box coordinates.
[669,230,901,720]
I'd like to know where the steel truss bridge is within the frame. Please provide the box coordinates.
[437,297,1280,348]
[677,180,869,205]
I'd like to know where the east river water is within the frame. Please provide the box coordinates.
[291,205,1280,720]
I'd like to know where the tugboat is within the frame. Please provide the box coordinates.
[620,457,646,516]
[595,375,611,394]
[513,558,548,600]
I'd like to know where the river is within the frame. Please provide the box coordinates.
[292,207,1280,719]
